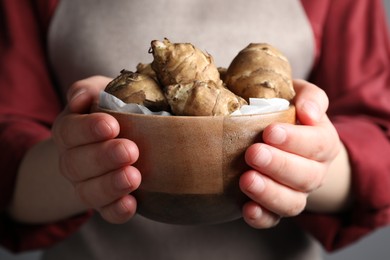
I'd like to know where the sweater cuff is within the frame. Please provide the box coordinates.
[296,117,390,251]
[0,210,93,253]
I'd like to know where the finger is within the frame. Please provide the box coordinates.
[242,201,281,229]
[98,195,137,224]
[240,170,307,217]
[262,121,340,162]
[245,143,324,192]
[292,79,329,125]
[60,138,139,182]
[53,112,120,149]
[74,165,141,209]
[67,76,112,113]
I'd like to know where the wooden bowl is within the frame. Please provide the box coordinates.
[95,105,296,225]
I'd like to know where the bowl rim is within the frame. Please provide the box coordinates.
[94,104,296,120]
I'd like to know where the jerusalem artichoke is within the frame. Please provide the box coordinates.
[225,43,295,101]
[104,40,294,116]
[165,80,246,116]
[150,38,222,86]
[105,69,169,112]
[149,38,246,116]
[136,63,158,82]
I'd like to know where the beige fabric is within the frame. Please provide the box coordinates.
[43,215,322,260]
[46,0,319,259]
[48,0,314,92]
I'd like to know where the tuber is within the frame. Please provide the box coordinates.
[225,43,295,101]
[136,63,158,82]
[150,38,222,86]
[105,69,169,112]
[104,40,294,116]
[149,38,246,116]
[165,80,247,116]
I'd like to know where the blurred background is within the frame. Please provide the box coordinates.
[1,1,390,259]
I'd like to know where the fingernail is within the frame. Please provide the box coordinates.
[252,146,272,168]
[247,173,266,193]
[113,170,132,191]
[249,205,262,220]
[115,197,132,216]
[111,143,130,164]
[94,120,112,137]
[68,88,86,103]
[266,126,286,145]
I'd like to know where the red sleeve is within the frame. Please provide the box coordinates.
[0,0,92,253]
[298,0,390,251]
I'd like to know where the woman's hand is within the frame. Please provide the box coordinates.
[239,79,347,228]
[52,76,141,224]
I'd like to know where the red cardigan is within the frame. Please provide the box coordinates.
[1,0,390,253]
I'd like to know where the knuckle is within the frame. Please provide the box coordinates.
[283,195,307,217]
[311,128,339,162]
[99,198,135,224]
[274,154,288,177]
[308,138,328,161]
[59,152,72,179]
[74,183,90,206]
[330,137,342,159]
[52,119,64,147]
[59,151,81,182]
[298,170,321,192]
[53,116,74,148]
[75,173,118,209]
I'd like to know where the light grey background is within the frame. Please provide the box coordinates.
[1,1,390,259]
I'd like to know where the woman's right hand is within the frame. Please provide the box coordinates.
[52,76,141,224]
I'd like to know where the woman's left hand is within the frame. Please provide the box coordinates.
[240,79,341,228]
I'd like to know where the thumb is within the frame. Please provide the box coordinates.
[292,79,329,125]
[67,76,112,113]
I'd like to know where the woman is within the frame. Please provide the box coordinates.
[1,0,389,259]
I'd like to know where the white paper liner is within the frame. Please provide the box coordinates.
[230,97,290,116]
[99,91,171,116]
[99,91,290,116]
